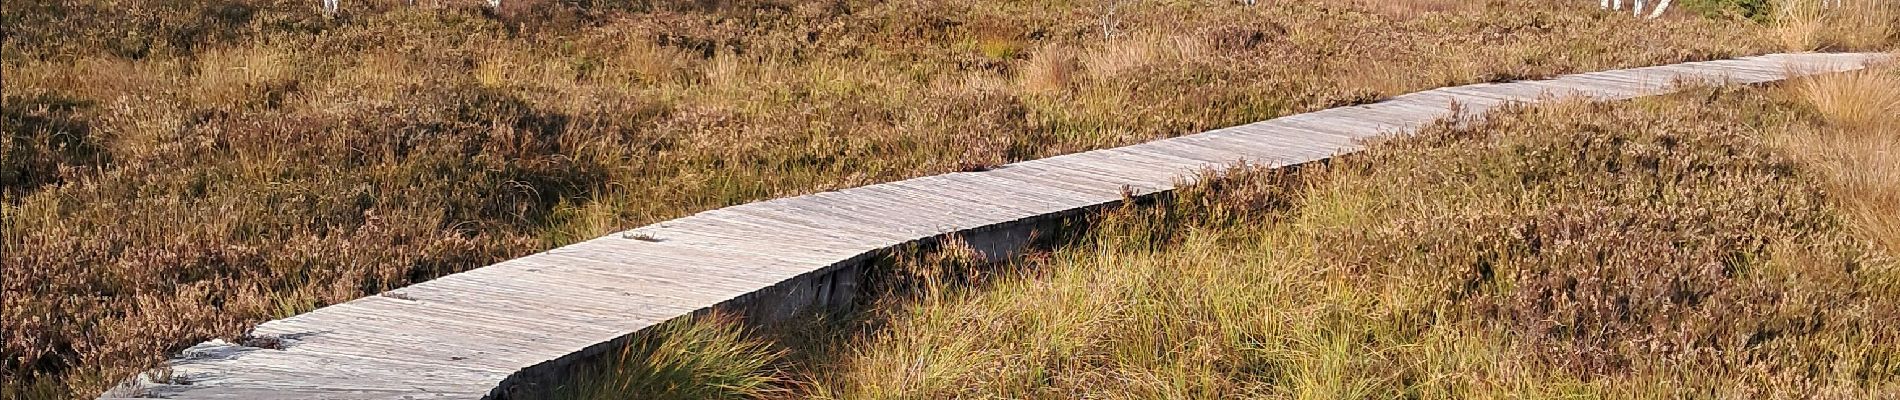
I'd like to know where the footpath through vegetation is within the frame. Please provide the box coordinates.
[3,0,1895,397]
[572,65,1900,400]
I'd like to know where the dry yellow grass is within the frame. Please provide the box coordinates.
[1795,66,1900,128]
[1083,34,1209,80]
[1773,0,1900,51]
[1018,46,1083,94]
[1779,67,1900,256]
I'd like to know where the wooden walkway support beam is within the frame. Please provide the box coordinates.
[105,52,1891,399]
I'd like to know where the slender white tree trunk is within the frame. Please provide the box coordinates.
[1647,0,1673,18]
[1603,0,1674,19]
[322,0,337,16]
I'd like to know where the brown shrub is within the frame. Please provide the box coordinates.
[1,94,107,197]
[1304,93,1895,396]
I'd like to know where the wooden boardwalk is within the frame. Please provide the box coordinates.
[107,52,1889,399]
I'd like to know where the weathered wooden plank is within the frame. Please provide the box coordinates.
[1514,78,1648,100]
[1104,144,1235,171]
[877,180,1052,218]
[720,201,914,240]
[1328,104,1450,131]
[1387,89,1517,112]
[1102,146,1222,171]
[734,202,934,245]
[1220,122,1357,149]
[692,209,894,249]
[630,219,869,261]
[1563,70,1690,92]
[1006,159,1174,194]
[976,166,1140,199]
[561,239,819,284]
[1040,152,1195,187]
[945,172,1114,207]
[1431,85,1547,103]
[254,303,582,362]
[1220,123,1363,155]
[1379,91,1483,109]
[898,175,1090,212]
[433,258,720,318]
[633,213,901,263]
[550,242,788,288]
[1270,111,1401,138]
[849,184,1020,223]
[1147,131,1299,162]
[1691,60,1793,79]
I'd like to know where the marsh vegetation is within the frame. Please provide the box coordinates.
[566,65,1900,399]
[2,0,1894,398]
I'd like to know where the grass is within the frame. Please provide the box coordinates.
[572,68,1900,398]
[1778,68,1900,260]
[2,0,1896,398]
[1771,0,1899,51]
[545,313,789,400]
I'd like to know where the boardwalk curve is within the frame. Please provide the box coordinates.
[108,52,1891,399]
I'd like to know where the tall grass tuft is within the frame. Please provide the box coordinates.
[1773,0,1900,50]
[1797,68,1900,129]
[1780,67,1900,256]
[544,313,785,400]
[1829,0,1899,49]
[1018,47,1082,95]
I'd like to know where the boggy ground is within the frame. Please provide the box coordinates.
[2,0,1894,397]
[569,66,1900,399]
